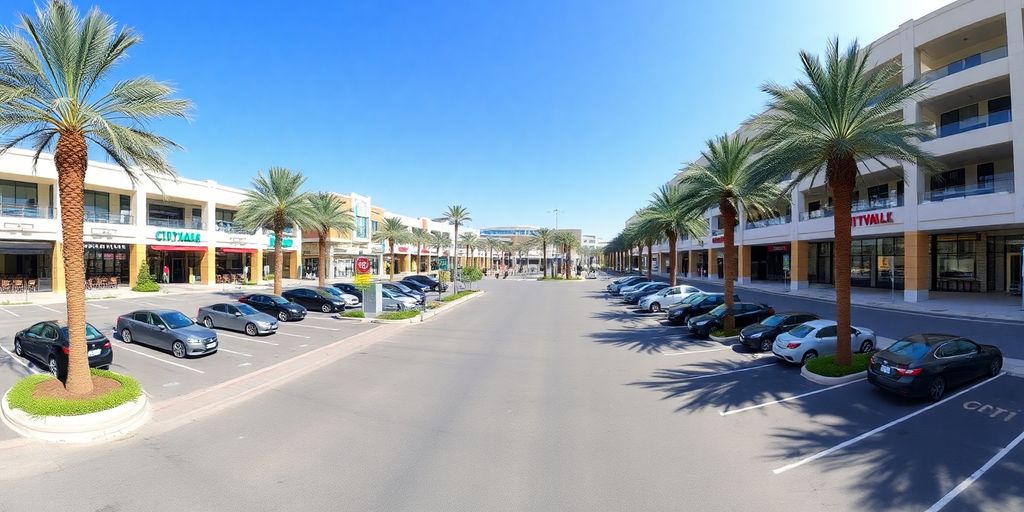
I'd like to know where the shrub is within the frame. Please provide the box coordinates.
[711,328,741,338]
[377,310,420,320]
[132,261,160,292]
[7,369,143,417]
[437,270,450,284]
[341,310,365,318]
[461,266,483,283]
[439,290,478,302]
[805,353,872,377]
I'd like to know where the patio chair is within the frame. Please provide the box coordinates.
[0,279,10,293]
[26,279,37,292]
[12,279,24,293]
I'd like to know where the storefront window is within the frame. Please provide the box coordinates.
[356,217,369,238]
[84,190,110,222]
[933,234,978,292]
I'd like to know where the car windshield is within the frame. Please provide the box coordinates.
[320,288,340,296]
[761,314,787,327]
[682,294,704,304]
[160,312,193,329]
[788,324,815,338]
[236,304,259,315]
[708,304,730,317]
[269,296,291,305]
[886,340,931,359]
[315,289,335,298]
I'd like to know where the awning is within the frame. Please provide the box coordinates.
[150,245,206,252]
[0,241,52,255]
[220,248,256,254]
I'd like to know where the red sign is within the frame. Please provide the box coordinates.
[397,246,408,253]
[354,256,371,274]
[853,211,893,227]
[711,236,724,244]
[766,244,789,253]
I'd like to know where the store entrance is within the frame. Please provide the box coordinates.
[171,257,185,283]
[1009,253,1022,295]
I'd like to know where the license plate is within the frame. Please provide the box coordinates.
[880,364,891,375]
[206,342,217,349]
[87,348,101,357]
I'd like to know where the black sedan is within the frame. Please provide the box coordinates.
[239,293,307,321]
[14,321,112,378]
[382,282,426,304]
[400,278,432,294]
[282,287,347,313]
[333,282,363,301]
[404,274,447,292]
[687,302,774,338]
[868,334,1003,401]
[739,312,820,352]
[665,293,739,326]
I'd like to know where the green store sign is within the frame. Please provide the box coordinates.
[268,235,293,248]
[155,230,201,243]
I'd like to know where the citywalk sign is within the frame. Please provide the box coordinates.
[155,230,201,243]
[852,211,894,228]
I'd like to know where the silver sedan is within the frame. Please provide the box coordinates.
[198,302,279,336]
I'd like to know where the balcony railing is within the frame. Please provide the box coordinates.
[148,218,205,230]
[921,46,1008,83]
[937,110,1012,138]
[711,228,724,236]
[745,214,791,229]
[800,195,904,221]
[215,220,255,234]
[0,204,53,219]
[85,211,133,225]
[922,175,1015,203]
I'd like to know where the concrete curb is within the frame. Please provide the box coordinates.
[0,391,150,444]
[800,365,867,385]
[709,334,740,343]
[368,290,486,324]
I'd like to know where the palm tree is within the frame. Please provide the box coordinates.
[531,228,555,278]
[0,1,190,394]
[635,185,709,286]
[429,231,451,272]
[441,205,472,293]
[678,134,781,330]
[306,192,354,288]
[372,217,411,281]
[755,38,934,365]
[459,232,479,268]
[410,227,429,274]
[552,231,577,279]
[238,168,314,295]
[631,217,663,280]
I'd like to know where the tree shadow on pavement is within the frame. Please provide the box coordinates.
[587,327,694,354]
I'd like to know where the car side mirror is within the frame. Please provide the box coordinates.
[235,312,242,317]
[158,325,166,331]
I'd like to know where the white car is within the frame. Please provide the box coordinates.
[772,319,876,365]
[638,285,703,313]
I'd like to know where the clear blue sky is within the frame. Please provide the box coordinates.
[6,0,952,238]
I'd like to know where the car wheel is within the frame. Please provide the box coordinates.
[929,377,946,402]
[245,323,258,336]
[859,340,874,353]
[990,358,1003,378]
[759,339,772,352]
[650,303,661,313]
[278,311,288,322]
[14,339,22,357]
[172,341,187,359]
[203,317,214,328]
[121,328,133,344]
[801,350,818,364]
[48,356,60,378]
[321,303,332,313]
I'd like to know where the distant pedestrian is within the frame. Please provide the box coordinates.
[161,264,170,284]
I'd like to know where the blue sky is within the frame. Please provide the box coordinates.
[5,0,953,238]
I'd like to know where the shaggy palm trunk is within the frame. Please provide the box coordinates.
[389,241,396,281]
[565,247,572,279]
[452,224,459,296]
[540,242,546,277]
[416,243,422,274]
[721,200,738,331]
[55,133,92,394]
[317,232,328,287]
[830,158,857,366]
[646,244,652,279]
[667,229,678,286]
[273,219,284,295]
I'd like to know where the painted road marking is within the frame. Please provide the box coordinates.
[0,308,20,317]
[112,344,205,374]
[87,302,109,309]
[720,379,865,416]
[925,427,1024,511]
[663,346,736,356]
[772,373,1006,474]
[962,400,1020,422]
[669,362,778,383]
[274,332,310,339]
[299,344,309,348]
[217,347,253,357]
[135,301,160,307]
[0,345,39,373]
[35,304,60,313]
[238,362,252,367]
[293,324,339,331]
[217,333,279,346]
[162,382,180,388]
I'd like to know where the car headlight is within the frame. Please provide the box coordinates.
[186,336,202,344]
[695,320,709,326]
[747,332,761,338]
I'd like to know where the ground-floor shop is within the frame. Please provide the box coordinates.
[749,244,791,282]
[0,240,53,292]
[85,242,129,287]
[263,250,299,280]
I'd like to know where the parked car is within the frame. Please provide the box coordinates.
[14,320,112,378]
[665,293,739,325]
[608,276,649,294]
[239,293,307,322]
[622,282,670,304]
[382,287,419,310]
[772,319,876,365]
[405,274,447,292]
[116,309,218,358]
[382,282,426,304]
[317,286,360,308]
[282,287,347,313]
[638,285,703,313]
[868,334,1003,401]
[400,278,432,294]
[333,283,363,301]
[619,280,658,296]
[687,303,775,338]
[739,312,821,352]
[198,303,278,336]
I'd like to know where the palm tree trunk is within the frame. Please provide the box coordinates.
[721,200,737,331]
[667,229,678,287]
[55,133,92,394]
[273,217,284,295]
[830,158,857,366]
[646,244,652,279]
[541,242,547,276]
[566,247,573,279]
[318,232,327,288]
[452,224,459,296]
[416,243,422,274]
[389,240,396,281]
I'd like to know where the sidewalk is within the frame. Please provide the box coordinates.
[0,279,315,307]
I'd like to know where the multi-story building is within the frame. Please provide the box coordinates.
[0,148,303,292]
[625,0,1024,303]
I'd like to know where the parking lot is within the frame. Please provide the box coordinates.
[598,280,1024,511]
[0,288,381,440]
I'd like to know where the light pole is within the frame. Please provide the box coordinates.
[549,208,561,230]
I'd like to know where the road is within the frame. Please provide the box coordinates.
[1,277,1022,511]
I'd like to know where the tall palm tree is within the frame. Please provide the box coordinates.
[631,217,663,280]
[552,231,576,279]
[441,205,471,293]
[0,1,190,394]
[635,185,709,286]
[238,168,314,296]
[429,231,451,272]
[410,227,429,274]
[755,38,934,365]
[372,217,411,281]
[306,192,354,287]
[678,134,781,330]
[459,232,479,268]
[531,228,555,278]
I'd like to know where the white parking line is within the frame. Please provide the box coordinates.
[663,346,737,356]
[216,347,253,357]
[0,345,39,373]
[670,362,778,383]
[772,373,1006,475]
[135,301,160,307]
[0,308,19,317]
[87,302,109,309]
[217,333,280,346]
[720,379,865,416]
[112,344,204,374]
[35,304,60,313]
[294,324,339,331]
[274,332,310,339]
[926,427,1024,511]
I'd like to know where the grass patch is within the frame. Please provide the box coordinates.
[377,310,420,320]
[439,290,478,302]
[537,276,582,281]
[425,301,444,309]
[132,281,160,292]
[805,353,872,377]
[711,328,741,338]
[341,310,365,318]
[7,369,143,417]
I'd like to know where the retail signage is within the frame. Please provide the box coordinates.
[853,211,894,227]
[355,256,372,274]
[767,244,790,253]
[155,230,201,243]
[437,256,449,271]
[712,236,724,244]
[267,235,294,248]
[85,243,128,251]
[398,246,409,253]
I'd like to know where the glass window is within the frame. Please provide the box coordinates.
[955,340,979,356]
[761,314,786,327]
[935,343,957,358]
[355,217,369,238]
[930,169,966,191]
[816,325,837,338]
[148,204,184,222]
[211,304,227,313]
[159,312,193,329]
[84,190,110,221]
[0,180,38,208]
[237,304,259,315]
[867,184,889,206]
[28,323,47,336]
[989,96,1011,125]
[133,312,152,324]
[788,324,814,338]
[977,163,995,188]
[887,339,931,359]
[270,296,290,304]
[41,325,58,340]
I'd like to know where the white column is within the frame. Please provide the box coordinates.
[1005,1,1024,222]
[134,184,147,230]
[204,182,217,234]
[901,19,922,233]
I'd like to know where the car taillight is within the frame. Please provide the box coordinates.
[103,341,111,348]
[61,346,69,354]
[767,307,775,315]
[896,367,922,376]
[786,342,801,349]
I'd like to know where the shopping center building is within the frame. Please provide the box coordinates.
[623,0,1024,303]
